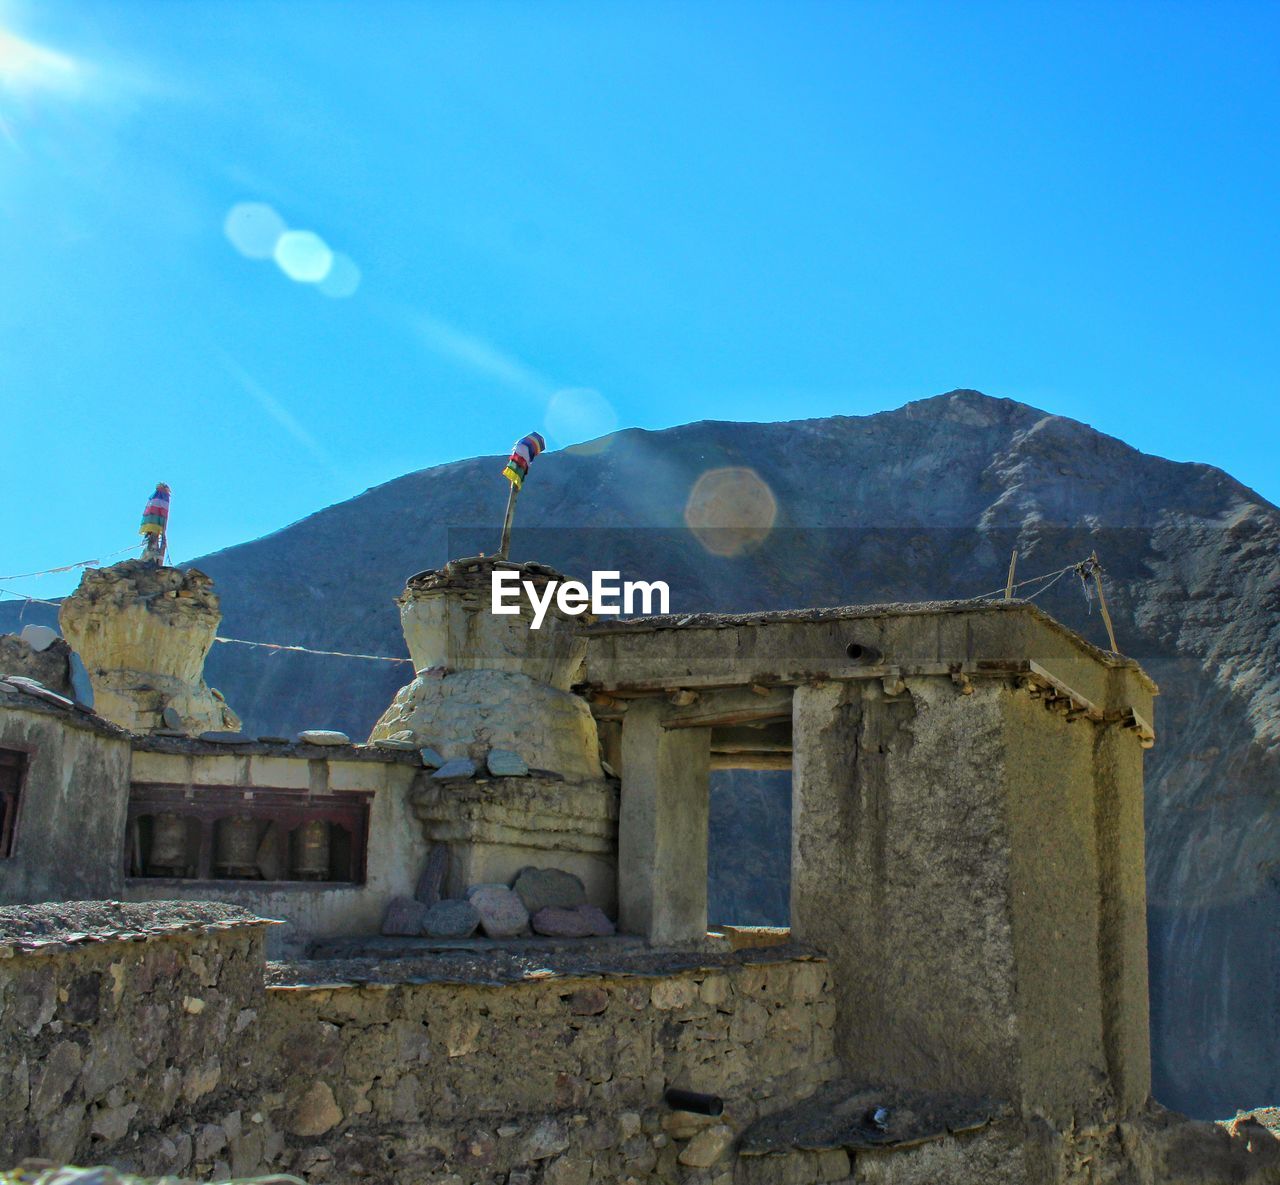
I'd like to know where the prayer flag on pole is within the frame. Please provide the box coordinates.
[501,432,546,490]
[139,483,171,537]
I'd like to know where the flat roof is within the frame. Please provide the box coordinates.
[583,598,1158,699]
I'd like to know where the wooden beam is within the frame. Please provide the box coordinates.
[710,723,792,753]
[710,753,792,771]
[660,685,794,730]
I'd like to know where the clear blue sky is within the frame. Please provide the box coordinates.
[2,0,1277,601]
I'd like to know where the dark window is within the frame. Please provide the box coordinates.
[0,749,27,858]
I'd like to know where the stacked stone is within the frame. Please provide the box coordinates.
[255,955,838,1184]
[369,558,619,913]
[0,904,284,1182]
[58,560,240,736]
[382,852,617,940]
[0,626,77,700]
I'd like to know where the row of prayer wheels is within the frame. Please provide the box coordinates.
[147,813,332,880]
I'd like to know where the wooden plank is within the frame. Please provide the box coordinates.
[710,753,792,771]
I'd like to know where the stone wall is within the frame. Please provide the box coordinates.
[254,955,836,1184]
[0,632,76,698]
[0,902,276,1177]
[0,902,838,1185]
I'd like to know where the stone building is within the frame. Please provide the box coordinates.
[0,557,1275,1184]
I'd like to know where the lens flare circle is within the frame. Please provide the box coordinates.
[224,202,286,260]
[317,252,361,298]
[274,230,333,283]
[684,467,778,557]
[545,387,619,454]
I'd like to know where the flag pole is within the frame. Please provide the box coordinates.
[498,483,518,560]
[496,432,545,561]
[140,482,171,566]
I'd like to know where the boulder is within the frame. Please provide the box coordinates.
[381,897,429,936]
[298,729,350,746]
[422,899,480,939]
[513,867,587,914]
[530,907,595,938]
[19,624,57,652]
[433,757,476,780]
[575,905,616,937]
[678,1124,734,1167]
[465,882,510,898]
[468,885,530,939]
[414,844,450,906]
[487,748,529,776]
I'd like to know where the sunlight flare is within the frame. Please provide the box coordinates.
[0,25,81,95]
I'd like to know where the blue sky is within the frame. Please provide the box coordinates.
[2,0,1277,601]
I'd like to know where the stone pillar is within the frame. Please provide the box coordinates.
[618,698,710,944]
[790,681,879,1076]
[1092,669,1153,1112]
[58,561,240,736]
[793,672,1150,1124]
[793,678,1031,1102]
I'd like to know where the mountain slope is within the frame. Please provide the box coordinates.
[5,389,1277,1119]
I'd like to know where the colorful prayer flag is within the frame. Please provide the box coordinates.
[501,433,545,490]
[139,482,171,537]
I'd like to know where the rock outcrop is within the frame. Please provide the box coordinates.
[0,630,75,699]
[57,561,240,735]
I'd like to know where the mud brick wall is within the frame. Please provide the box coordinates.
[255,957,838,1184]
[0,907,280,1181]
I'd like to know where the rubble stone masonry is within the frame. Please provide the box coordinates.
[0,904,837,1184]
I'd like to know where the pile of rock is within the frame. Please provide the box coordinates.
[381,851,615,941]
[57,560,241,735]
[0,624,78,700]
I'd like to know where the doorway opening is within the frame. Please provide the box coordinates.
[707,766,791,930]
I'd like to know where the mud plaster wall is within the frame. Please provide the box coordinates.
[0,927,837,1185]
[793,678,1022,1100]
[0,706,131,904]
[124,749,422,958]
[1002,687,1113,1124]
[791,675,1151,1124]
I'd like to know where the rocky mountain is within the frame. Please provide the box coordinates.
[4,389,1276,1121]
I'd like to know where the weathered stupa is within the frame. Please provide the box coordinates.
[58,560,241,735]
[371,556,618,910]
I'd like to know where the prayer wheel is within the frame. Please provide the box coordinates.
[215,816,261,878]
[148,813,188,876]
[291,819,331,880]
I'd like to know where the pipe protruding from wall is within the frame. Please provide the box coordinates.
[664,1088,724,1116]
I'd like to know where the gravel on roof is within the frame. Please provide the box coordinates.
[267,938,824,989]
[0,899,271,944]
